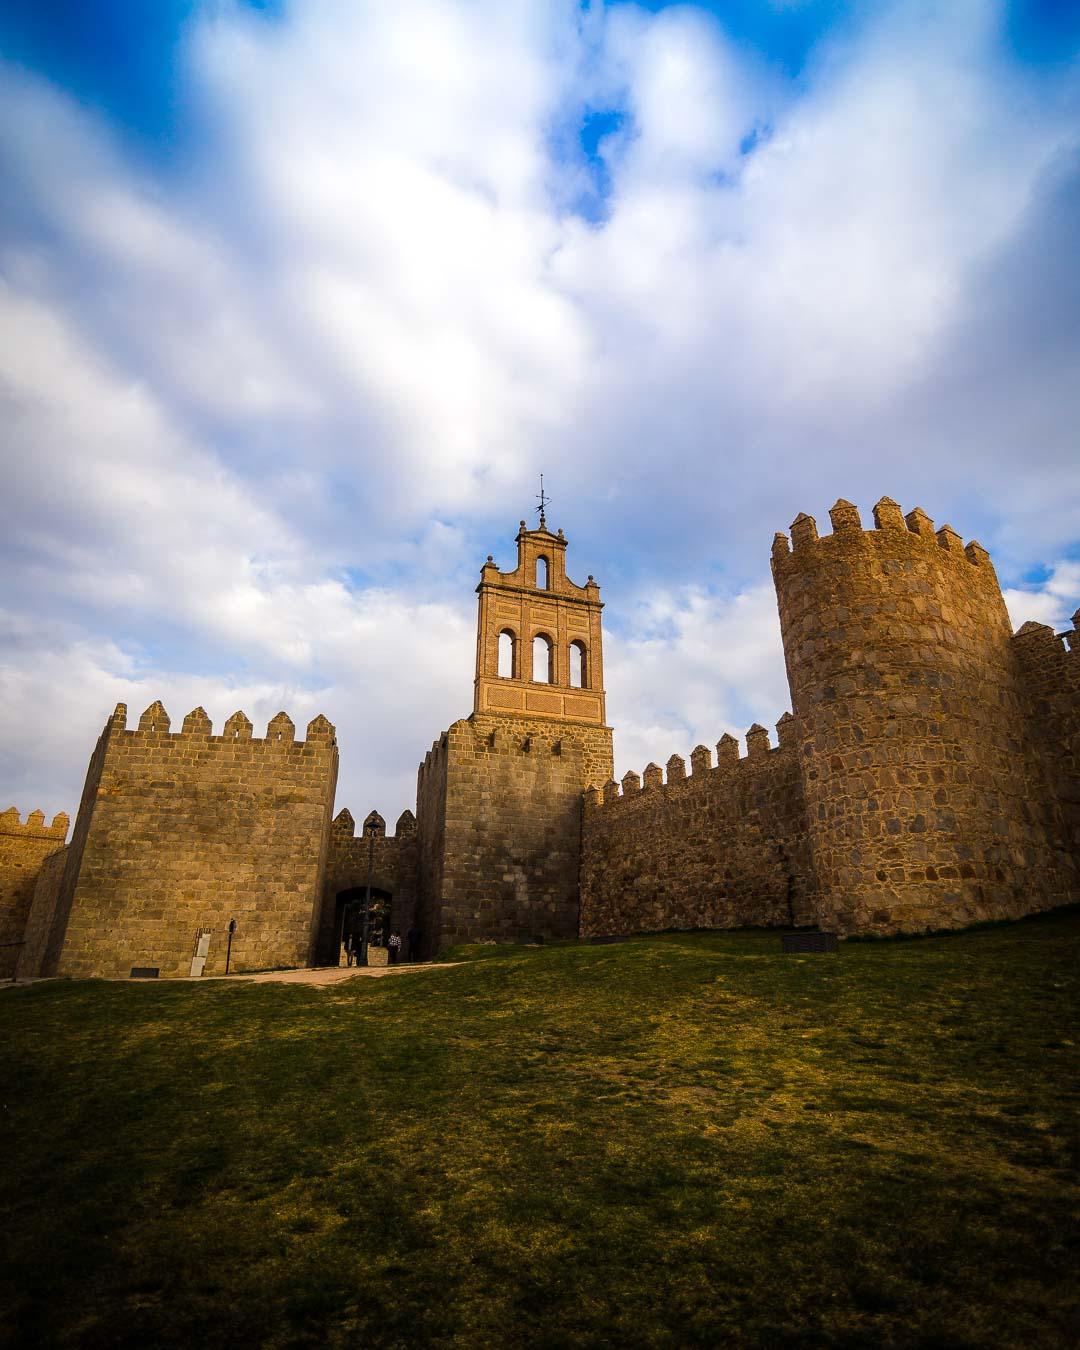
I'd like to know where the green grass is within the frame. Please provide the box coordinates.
[2,915,1079,1349]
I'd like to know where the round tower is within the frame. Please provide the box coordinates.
[771,497,1071,935]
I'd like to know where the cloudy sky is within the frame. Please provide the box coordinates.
[1,0,1078,827]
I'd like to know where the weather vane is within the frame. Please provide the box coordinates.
[535,474,551,529]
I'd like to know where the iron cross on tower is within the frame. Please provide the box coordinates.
[535,475,551,529]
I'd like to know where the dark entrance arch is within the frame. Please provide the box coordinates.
[334,886,392,964]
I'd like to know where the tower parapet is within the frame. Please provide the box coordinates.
[771,498,1075,934]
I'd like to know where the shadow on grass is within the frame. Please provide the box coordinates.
[2,914,1078,1347]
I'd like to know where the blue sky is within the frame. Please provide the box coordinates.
[1,0,1079,823]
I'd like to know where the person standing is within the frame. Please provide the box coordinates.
[387,930,402,965]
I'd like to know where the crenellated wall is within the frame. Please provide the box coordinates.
[5,496,1076,968]
[0,807,69,978]
[771,498,1076,935]
[416,713,612,954]
[1012,612,1080,866]
[318,807,419,962]
[580,718,817,937]
[26,701,339,978]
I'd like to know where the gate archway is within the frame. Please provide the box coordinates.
[334,886,392,964]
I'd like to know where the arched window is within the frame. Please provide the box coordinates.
[533,633,554,683]
[569,640,587,689]
[498,629,516,678]
[536,556,549,589]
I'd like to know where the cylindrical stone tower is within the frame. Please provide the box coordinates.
[771,497,1072,935]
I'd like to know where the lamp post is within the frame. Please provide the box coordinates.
[225,917,237,974]
[359,825,373,967]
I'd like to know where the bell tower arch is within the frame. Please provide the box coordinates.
[474,520,607,727]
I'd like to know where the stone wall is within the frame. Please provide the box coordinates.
[580,719,817,937]
[31,701,339,978]
[415,732,450,955]
[317,807,419,963]
[1012,613,1080,865]
[771,498,1076,936]
[19,846,68,978]
[0,807,68,977]
[416,713,613,953]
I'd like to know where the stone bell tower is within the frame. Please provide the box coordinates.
[413,509,614,953]
[473,517,607,732]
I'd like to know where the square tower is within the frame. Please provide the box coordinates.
[414,516,614,954]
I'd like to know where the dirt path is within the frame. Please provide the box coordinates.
[206,962,460,986]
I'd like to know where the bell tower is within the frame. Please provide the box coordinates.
[473,518,607,727]
[413,502,614,954]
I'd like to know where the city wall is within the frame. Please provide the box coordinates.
[318,807,419,963]
[27,701,339,978]
[416,713,613,953]
[1012,614,1080,863]
[772,498,1076,935]
[0,807,68,978]
[580,719,817,937]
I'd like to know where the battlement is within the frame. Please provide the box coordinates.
[771,497,998,589]
[585,715,796,812]
[0,807,69,840]
[1013,613,1080,659]
[332,807,417,841]
[104,702,336,747]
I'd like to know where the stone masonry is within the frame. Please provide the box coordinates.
[20,702,339,978]
[0,807,68,978]
[416,515,613,954]
[581,498,1077,938]
[6,496,1078,975]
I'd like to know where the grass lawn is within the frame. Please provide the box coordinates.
[2,914,1078,1349]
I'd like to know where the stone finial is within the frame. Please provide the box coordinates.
[224,710,253,741]
[690,744,712,776]
[790,513,818,550]
[26,809,45,828]
[109,703,128,731]
[828,499,861,534]
[363,810,385,837]
[584,785,602,809]
[0,807,18,825]
[775,711,795,749]
[643,762,663,790]
[395,809,417,836]
[1014,620,1056,639]
[333,808,355,834]
[138,700,170,734]
[936,525,962,553]
[182,707,212,737]
[267,711,295,743]
[305,713,336,743]
[771,532,791,560]
[746,723,770,759]
[873,496,905,531]
[603,778,621,804]
[666,753,686,783]
[716,733,739,767]
[51,811,70,835]
[905,507,935,537]
[622,770,641,795]
[964,540,990,568]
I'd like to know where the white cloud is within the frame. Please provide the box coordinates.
[1,0,1078,820]
[1004,560,1080,633]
